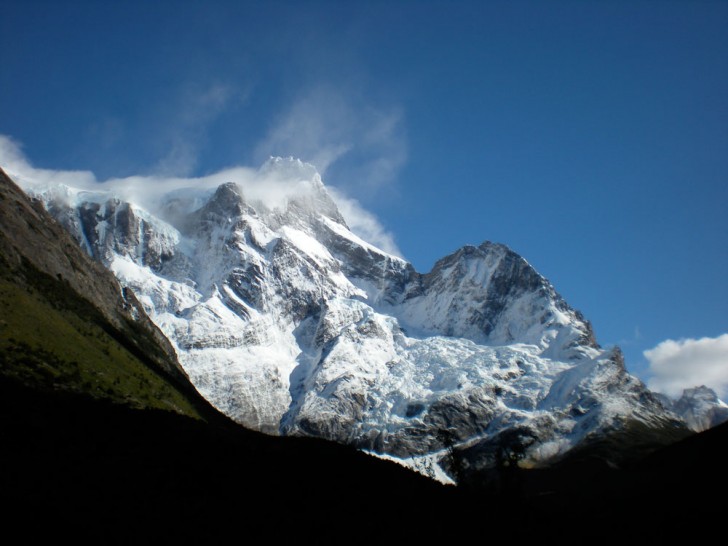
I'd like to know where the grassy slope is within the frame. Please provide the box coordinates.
[0,261,203,418]
[0,166,205,419]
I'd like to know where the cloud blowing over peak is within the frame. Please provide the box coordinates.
[253,86,407,197]
[0,135,402,257]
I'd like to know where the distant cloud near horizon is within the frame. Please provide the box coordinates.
[646,334,728,399]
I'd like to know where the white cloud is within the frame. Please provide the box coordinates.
[254,88,352,175]
[0,134,402,258]
[253,86,407,195]
[646,334,728,399]
[328,187,402,257]
[0,135,97,189]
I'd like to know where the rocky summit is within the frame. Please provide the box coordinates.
[20,158,694,482]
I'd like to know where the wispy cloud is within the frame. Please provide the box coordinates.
[0,135,97,188]
[0,134,402,257]
[646,334,728,399]
[253,86,407,196]
[328,187,402,257]
[254,87,352,174]
[609,325,643,349]
[154,83,248,177]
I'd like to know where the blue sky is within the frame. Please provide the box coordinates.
[1,0,727,392]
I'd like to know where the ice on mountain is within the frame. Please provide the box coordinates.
[22,157,689,481]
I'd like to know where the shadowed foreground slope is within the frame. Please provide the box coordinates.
[1,373,725,543]
[0,378,457,542]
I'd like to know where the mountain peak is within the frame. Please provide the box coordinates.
[259,156,321,182]
[253,158,345,225]
[671,385,728,432]
[200,181,250,219]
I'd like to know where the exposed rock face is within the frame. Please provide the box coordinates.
[20,158,689,480]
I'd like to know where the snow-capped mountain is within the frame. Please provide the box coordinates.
[658,386,728,432]
[22,158,688,480]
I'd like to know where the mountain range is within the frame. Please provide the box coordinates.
[12,157,727,481]
[1,162,726,540]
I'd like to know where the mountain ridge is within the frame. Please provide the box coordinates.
[12,158,705,481]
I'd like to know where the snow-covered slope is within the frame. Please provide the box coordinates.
[23,158,688,479]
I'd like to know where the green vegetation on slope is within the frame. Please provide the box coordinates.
[0,259,202,419]
[0,165,212,420]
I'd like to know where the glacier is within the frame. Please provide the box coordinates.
[20,157,696,481]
